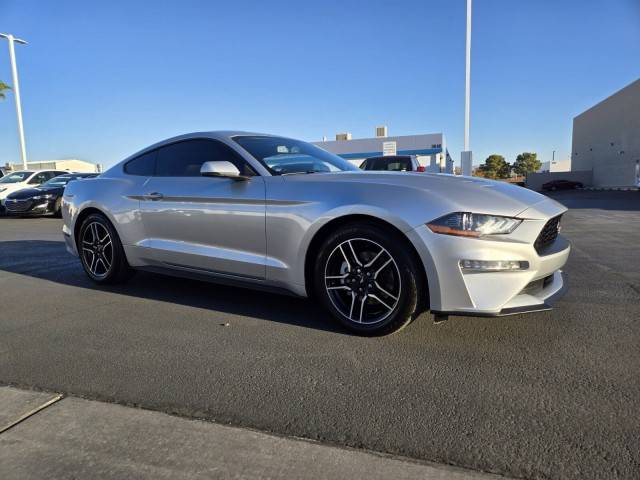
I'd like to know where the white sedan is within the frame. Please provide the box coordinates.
[0,170,68,207]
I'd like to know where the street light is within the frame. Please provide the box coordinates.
[461,0,473,176]
[0,33,28,170]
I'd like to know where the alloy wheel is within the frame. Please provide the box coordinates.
[324,238,401,325]
[82,221,113,278]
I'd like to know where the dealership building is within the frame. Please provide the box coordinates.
[314,127,453,173]
[571,78,640,187]
[4,159,100,174]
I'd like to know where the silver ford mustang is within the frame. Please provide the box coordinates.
[62,131,570,335]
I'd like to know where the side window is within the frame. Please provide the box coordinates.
[370,158,386,170]
[29,173,48,184]
[156,139,256,177]
[359,159,368,169]
[124,150,157,176]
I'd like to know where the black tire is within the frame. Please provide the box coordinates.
[314,222,424,336]
[78,213,134,284]
[53,198,62,218]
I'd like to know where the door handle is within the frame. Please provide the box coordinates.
[144,192,164,201]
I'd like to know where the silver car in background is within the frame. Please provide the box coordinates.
[62,131,570,335]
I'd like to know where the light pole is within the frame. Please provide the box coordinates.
[461,0,473,176]
[0,33,28,170]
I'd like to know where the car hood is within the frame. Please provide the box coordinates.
[0,183,29,199]
[7,186,62,199]
[287,171,561,218]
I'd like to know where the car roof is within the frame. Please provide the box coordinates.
[117,131,296,170]
[145,131,280,148]
[366,155,413,160]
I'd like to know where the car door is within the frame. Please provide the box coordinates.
[138,138,267,279]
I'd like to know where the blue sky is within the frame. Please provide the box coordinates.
[0,0,639,169]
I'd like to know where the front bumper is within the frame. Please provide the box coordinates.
[4,198,57,216]
[432,270,568,317]
[407,217,570,317]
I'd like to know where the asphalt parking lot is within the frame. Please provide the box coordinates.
[0,190,639,480]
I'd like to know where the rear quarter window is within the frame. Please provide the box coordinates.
[124,150,157,176]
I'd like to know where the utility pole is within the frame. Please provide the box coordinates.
[461,0,473,176]
[0,33,28,170]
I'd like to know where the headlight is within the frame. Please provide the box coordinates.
[32,194,55,200]
[427,212,522,238]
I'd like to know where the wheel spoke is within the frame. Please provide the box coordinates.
[325,273,348,280]
[347,240,363,266]
[374,258,393,278]
[337,245,351,272]
[364,248,385,268]
[368,294,393,312]
[89,252,97,273]
[358,295,367,323]
[327,285,352,291]
[96,258,106,274]
[90,223,99,243]
[374,281,398,301]
[348,292,356,320]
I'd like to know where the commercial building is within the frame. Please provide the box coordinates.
[571,78,640,187]
[538,158,571,173]
[314,128,453,173]
[4,159,100,173]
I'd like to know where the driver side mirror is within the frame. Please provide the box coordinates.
[200,161,249,181]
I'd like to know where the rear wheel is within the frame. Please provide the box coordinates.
[314,222,423,336]
[78,213,134,284]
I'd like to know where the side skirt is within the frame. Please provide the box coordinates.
[135,264,306,299]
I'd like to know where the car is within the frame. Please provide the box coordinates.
[542,179,583,191]
[0,169,69,212]
[62,131,570,336]
[4,172,98,217]
[360,155,426,172]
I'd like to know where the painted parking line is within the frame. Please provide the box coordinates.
[0,386,63,434]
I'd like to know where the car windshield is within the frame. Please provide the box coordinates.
[233,136,358,175]
[0,171,33,183]
[41,175,75,187]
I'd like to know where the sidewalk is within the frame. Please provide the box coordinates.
[0,386,507,480]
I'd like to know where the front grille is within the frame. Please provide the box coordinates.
[5,199,33,212]
[534,215,561,254]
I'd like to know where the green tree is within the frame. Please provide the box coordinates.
[512,152,542,176]
[0,81,11,100]
[478,154,510,179]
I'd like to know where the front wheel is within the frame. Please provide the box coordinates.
[53,198,62,217]
[78,213,134,284]
[314,222,424,336]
